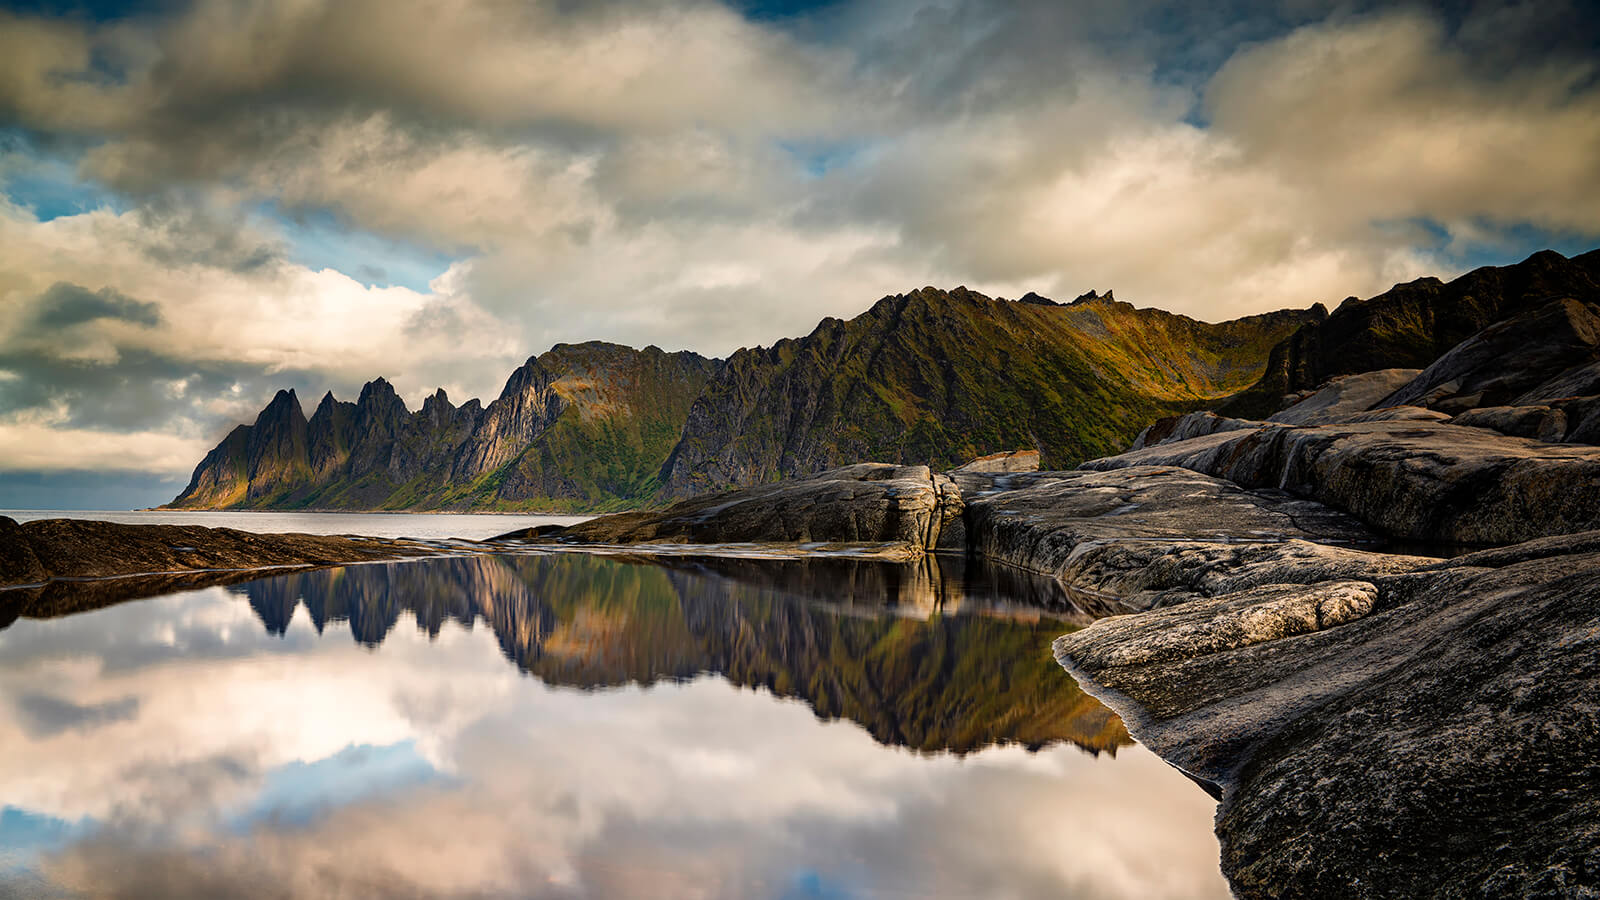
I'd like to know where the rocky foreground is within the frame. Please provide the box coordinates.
[507,306,1600,897]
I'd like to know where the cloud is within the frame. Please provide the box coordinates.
[1,0,1598,484]
[32,282,162,329]
[1205,10,1600,236]
[0,196,524,470]
[11,692,139,740]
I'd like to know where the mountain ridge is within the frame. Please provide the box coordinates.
[172,250,1600,512]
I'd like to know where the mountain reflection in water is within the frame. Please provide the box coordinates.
[0,551,1231,900]
[237,552,1128,754]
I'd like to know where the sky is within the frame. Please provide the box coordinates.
[1,0,1598,507]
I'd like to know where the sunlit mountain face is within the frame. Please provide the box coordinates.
[0,552,1228,899]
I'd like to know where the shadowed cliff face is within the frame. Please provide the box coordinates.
[1221,248,1600,417]
[232,552,1130,755]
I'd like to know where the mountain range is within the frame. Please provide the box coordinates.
[169,249,1600,511]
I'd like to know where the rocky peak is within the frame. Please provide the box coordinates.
[421,387,453,413]
[254,388,304,428]
[1018,292,1060,307]
[312,390,340,420]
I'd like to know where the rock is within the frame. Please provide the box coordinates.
[1448,404,1568,442]
[956,466,1417,610]
[1131,411,1262,450]
[1380,297,1600,413]
[0,518,438,621]
[1054,534,1600,899]
[949,449,1041,473]
[1219,249,1600,418]
[1083,419,1600,545]
[511,463,964,550]
[0,516,46,586]
[1516,358,1600,405]
[6,519,432,584]
[1265,369,1422,425]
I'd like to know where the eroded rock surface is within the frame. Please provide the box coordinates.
[1085,418,1600,544]
[1055,537,1600,899]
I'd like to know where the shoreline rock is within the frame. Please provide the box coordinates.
[0,515,438,622]
[1055,534,1600,898]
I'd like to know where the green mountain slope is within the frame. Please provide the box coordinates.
[660,288,1316,497]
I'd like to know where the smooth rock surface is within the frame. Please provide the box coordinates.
[955,466,1414,610]
[949,449,1041,473]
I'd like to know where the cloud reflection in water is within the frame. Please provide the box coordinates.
[0,552,1229,899]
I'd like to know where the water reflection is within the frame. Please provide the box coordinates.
[0,553,1229,899]
[234,553,1126,755]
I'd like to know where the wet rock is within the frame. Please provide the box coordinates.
[1055,536,1600,899]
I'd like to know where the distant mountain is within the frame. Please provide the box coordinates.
[169,342,716,511]
[171,287,1313,510]
[1219,249,1600,418]
[659,287,1315,497]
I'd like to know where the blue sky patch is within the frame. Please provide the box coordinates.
[228,740,444,832]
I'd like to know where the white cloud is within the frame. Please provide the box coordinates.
[0,418,213,473]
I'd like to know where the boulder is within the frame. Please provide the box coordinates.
[1448,405,1568,442]
[948,449,1041,473]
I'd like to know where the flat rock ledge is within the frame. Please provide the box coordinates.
[0,516,436,624]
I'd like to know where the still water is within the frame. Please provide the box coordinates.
[0,551,1229,899]
[0,510,590,541]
